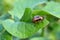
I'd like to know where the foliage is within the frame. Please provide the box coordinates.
[0,0,60,40]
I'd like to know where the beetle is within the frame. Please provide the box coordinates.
[32,15,44,23]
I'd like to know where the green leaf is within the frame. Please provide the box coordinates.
[32,10,59,22]
[0,20,5,35]
[8,0,47,19]
[48,21,60,32]
[0,14,11,20]
[2,6,49,38]
[30,37,49,40]
[46,14,59,22]
[47,21,60,40]
[33,2,46,10]
[43,1,60,18]
[2,18,49,38]
[0,31,12,40]
[32,10,49,17]
[20,8,32,22]
[0,24,5,35]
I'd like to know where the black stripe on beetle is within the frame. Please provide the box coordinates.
[32,15,44,23]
